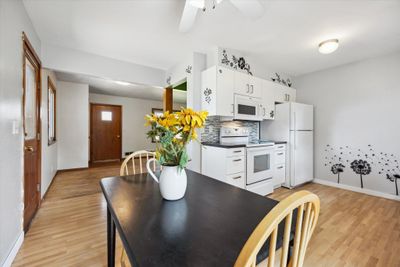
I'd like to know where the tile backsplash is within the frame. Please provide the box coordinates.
[201,116,259,143]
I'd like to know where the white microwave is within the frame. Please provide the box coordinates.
[234,95,262,121]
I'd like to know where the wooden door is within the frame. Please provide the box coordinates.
[90,104,122,162]
[22,33,41,231]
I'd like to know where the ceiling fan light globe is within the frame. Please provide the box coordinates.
[189,0,205,9]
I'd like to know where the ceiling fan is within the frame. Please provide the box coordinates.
[179,0,265,32]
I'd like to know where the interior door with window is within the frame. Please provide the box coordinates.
[23,33,41,231]
[90,104,122,162]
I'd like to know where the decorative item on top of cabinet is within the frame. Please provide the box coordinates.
[271,73,293,88]
[221,49,253,76]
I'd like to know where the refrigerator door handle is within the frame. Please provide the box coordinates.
[294,112,297,150]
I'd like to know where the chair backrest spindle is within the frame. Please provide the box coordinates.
[234,191,320,267]
[120,150,156,176]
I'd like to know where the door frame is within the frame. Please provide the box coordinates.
[89,103,123,163]
[22,32,42,231]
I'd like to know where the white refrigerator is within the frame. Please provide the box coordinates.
[260,102,314,188]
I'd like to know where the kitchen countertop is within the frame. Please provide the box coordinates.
[202,141,287,148]
[201,142,246,148]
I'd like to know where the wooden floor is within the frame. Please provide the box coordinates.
[13,162,400,267]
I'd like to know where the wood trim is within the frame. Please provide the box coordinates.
[47,76,57,146]
[22,32,41,66]
[22,32,42,232]
[89,103,123,163]
[163,87,173,112]
[57,167,89,173]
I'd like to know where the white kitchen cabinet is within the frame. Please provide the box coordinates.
[201,66,234,117]
[272,82,296,103]
[201,145,246,189]
[260,80,276,120]
[234,72,262,98]
[273,144,287,187]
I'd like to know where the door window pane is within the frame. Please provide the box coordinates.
[101,111,112,121]
[254,154,270,173]
[24,59,37,140]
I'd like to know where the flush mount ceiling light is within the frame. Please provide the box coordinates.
[318,39,339,54]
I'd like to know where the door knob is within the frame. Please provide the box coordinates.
[116,135,121,138]
[25,146,34,152]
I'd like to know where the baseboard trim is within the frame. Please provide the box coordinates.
[57,167,89,173]
[313,179,400,201]
[2,231,24,267]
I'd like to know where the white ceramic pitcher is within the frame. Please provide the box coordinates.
[146,158,187,201]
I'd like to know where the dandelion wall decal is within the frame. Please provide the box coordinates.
[331,163,345,183]
[350,159,372,188]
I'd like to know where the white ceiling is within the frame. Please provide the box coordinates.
[24,0,400,76]
[55,71,187,104]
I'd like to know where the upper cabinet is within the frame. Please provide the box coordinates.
[201,65,296,119]
[260,80,276,120]
[234,72,262,98]
[270,82,296,103]
[201,66,234,117]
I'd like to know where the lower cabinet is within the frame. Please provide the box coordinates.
[273,144,287,187]
[201,145,246,189]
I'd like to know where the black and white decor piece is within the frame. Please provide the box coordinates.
[324,144,400,195]
[220,49,253,75]
[271,72,292,87]
[186,65,192,74]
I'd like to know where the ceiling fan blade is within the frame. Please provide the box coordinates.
[229,0,265,19]
[179,0,200,33]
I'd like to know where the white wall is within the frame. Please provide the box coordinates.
[40,69,58,197]
[295,51,400,198]
[57,81,89,170]
[89,93,184,157]
[0,0,41,265]
[165,52,207,172]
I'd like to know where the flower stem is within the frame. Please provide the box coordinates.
[337,173,340,184]
[395,177,399,196]
[360,174,364,188]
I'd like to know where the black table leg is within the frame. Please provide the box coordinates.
[107,206,116,267]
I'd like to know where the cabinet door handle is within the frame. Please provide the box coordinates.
[277,166,284,169]
[233,159,242,162]
[233,150,242,153]
[263,107,266,117]
[246,84,250,93]
[277,152,284,155]
[232,176,242,180]
[277,146,284,149]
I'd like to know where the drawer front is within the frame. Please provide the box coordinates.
[226,172,245,189]
[226,148,245,158]
[275,144,286,150]
[274,164,286,185]
[246,180,273,196]
[275,150,286,164]
[226,156,245,174]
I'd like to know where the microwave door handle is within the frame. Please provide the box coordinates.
[251,85,254,94]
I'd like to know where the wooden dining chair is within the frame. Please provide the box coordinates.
[119,150,157,267]
[235,190,320,267]
[120,150,156,176]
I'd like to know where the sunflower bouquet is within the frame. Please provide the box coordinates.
[145,108,208,169]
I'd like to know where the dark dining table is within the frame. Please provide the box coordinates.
[100,170,292,267]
